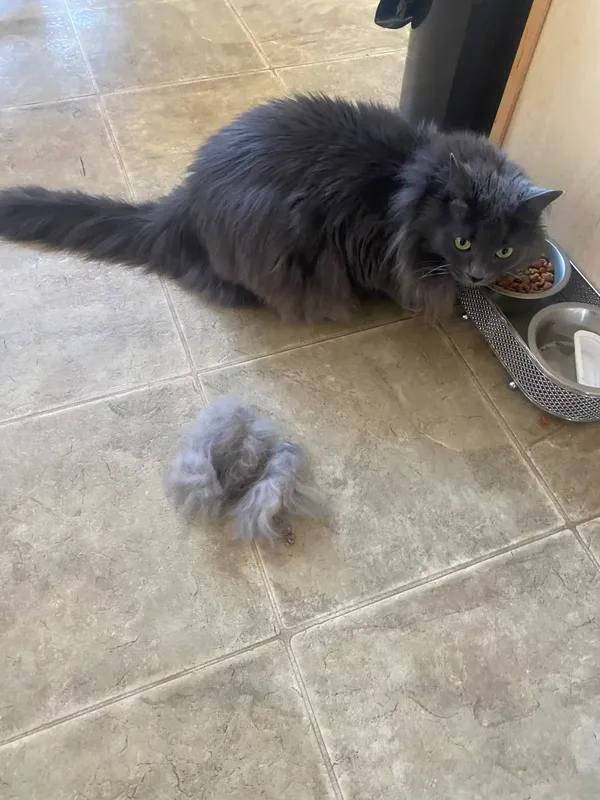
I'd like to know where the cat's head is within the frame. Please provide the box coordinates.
[418,137,562,287]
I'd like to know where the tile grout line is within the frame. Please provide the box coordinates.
[439,323,568,521]
[274,47,406,72]
[160,281,208,403]
[251,543,345,800]
[196,316,411,377]
[220,0,288,93]
[0,374,193,429]
[0,68,270,114]
[272,68,289,94]
[26,3,203,405]
[440,322,600,574]
[94,99,136,200]
[0,317,409,428]
[0,92,97,113]
[571,526,600,572]
[284,639,345,800]
[61,3,135,199]
[0,635,279,750]
[101,66,272,96]
[279,526,566,638]
[0,526,566,751]
[251,542,285,635]
[0,47,407,114]
[221,0,270,70]
[69,20,202,400]
[46,0,280,400]
[572,510,600,527]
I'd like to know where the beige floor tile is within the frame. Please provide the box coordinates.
[0,13,93,108]
[579,518,600,563]
[65,0,135,7]
[1,0,67,20]
[443,314,600,522]
[0,99,126,193]
[0,245,189,419]
[71,0,264,94]
[293,533,600,800]
[231,0,404,67]
[278,50,406,106]
[170,285,404,370]
[202,319,561,625]
[0,643,334,799]
[0,379,276,739]
[103,73,280,199]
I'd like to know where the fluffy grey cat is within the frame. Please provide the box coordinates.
[0,94,561,320]
[167,397,325,542]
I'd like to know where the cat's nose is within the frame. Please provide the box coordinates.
[466,266,489,284]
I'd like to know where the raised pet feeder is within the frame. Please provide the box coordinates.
[458,237,600,422]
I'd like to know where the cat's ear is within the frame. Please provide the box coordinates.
[449,152,471,195]
[517,187,563,217]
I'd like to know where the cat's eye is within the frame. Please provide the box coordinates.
[454,237,471,251]
[495,246,514,259]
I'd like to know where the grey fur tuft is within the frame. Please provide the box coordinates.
[166,397,325,542]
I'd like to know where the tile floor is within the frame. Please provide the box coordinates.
[0,1,598,798]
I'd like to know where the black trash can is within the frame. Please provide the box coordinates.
[375,0,534,134]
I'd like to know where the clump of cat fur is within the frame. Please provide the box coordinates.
[166,397,325,542]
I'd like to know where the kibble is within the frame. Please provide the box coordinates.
[495,257,554,294]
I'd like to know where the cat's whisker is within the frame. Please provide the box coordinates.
[419,264,450,279]
[421,271,447,280]
[421,266,447,273]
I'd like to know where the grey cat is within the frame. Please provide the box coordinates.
[0,94,562,320]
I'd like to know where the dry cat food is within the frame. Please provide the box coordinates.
[495,257,554,293]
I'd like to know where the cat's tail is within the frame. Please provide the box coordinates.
[0,185,261,306]
[0,186,167,269]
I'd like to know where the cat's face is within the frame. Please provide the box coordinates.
[421,154,562,287]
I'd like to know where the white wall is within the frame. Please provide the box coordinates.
[503,0,600,289]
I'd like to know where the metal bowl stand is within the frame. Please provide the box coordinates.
[458,260,600,422]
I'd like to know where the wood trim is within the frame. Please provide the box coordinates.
[490,0,553,145]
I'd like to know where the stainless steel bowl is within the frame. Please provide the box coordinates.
[527,302,600,396]
[489,237,571,311]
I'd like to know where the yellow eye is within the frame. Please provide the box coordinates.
[495,246,514,259]
[454,237,471,251]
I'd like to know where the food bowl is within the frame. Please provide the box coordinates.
[459,255,600,421]
[489,237,571,314]
[527,302,600,396]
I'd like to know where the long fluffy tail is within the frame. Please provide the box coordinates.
[0,186,261,306]
[0,186,166,268]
